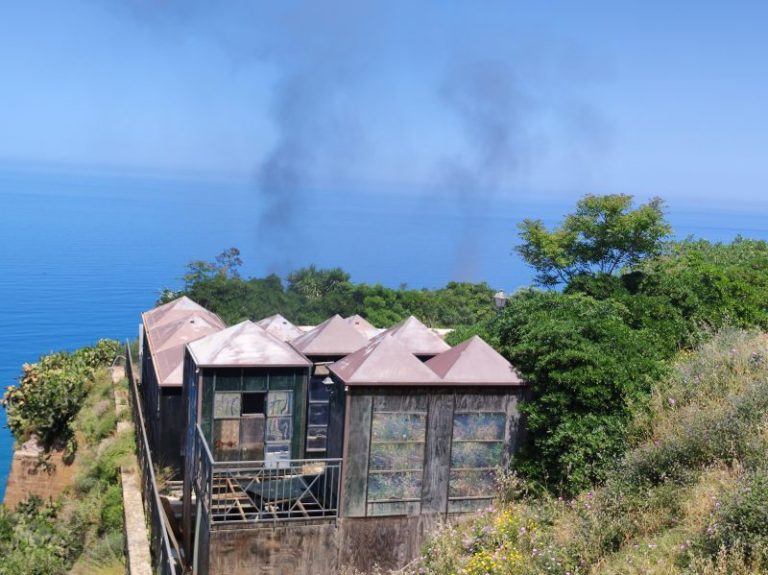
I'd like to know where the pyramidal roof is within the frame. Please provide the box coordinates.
[345,314,383,339]
[384,316,451,356]
[188,321,311,367]
[142,296,223,332]
[329,334,442,386]
[426,335,524,385]
[290,314,369,356]
[142,297,225,386]
[256,313,304,342]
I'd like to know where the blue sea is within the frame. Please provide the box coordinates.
[2,168,768,501]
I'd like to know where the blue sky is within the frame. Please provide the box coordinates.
[1,1,767,204]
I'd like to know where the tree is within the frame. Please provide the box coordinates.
[286,265,351,299]
[517,194,671,287]
[497,289,667,494]
[182,247,243,287]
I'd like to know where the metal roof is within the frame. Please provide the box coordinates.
[255,313,304,342]
[142,297,226,386]
[329,334,442,386]
[425,335,525,385]
[344,314,384,339]
[382,316,451,356]
[187,320,311,368]
[290,314,370,356]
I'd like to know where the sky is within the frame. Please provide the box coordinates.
[1,1,768,205]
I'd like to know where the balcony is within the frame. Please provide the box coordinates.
[192,425,342,527]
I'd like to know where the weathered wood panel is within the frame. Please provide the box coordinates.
[341,393,372,517]
[455,392,506,412]
[208,523,338,575]
[338,515,444,571]
[421,393,453,514]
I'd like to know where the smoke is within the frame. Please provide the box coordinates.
[108,1,605,280]
[437,59,535,280]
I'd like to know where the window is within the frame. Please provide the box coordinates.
[448,410,507,512]
[366,409,427,516]
[306,376,331,454]
[266,390,293,463]
[204,370,298,462]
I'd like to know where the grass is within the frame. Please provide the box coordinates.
[408,330,768,575]
[0,356,133,575]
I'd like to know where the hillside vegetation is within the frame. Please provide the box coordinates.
[408,329,768,575]
[0,342,131,575]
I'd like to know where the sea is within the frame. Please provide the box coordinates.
[2,167,768,501]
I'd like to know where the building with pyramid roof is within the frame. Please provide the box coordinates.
[290,314,369,357]
[383,315,451,359]
[326,332,525,525]
[255,313,304,342]
[344,314,383,339]
[140,296,225,472]
[426,335,524,385]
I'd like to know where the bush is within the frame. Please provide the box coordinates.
[497,289,667,494]
[2,341,119,450]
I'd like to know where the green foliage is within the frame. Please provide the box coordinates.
[175,251,497,328]
[517,194,671,286]
[412,331,768,575]
[497,289,667,494]
[2,340,119,450]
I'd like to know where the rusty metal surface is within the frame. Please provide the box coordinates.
[142,297,226,387]
[344,315,383,339]
[188,321,312,367]
[329,334,442,385]
[256,314,304,342]
[425,335,524,385]
[290,315,369,357]
[382,316,451,356]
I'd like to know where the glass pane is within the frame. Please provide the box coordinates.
[449,469,496,498]
[448,498,493,513]
[242,393,265,415]
[367,471,422,501]
[371,413,426,442]
[243,370,267,391]
[213,419,240,461]
[213,392,241,419]
[452,413,506,441]
[267,391,293,416]
[266,416,293,441]
[370,443,424,471]
[308,404,329,426]
[367,501,421,516]
[450,442,504,469]
[306,426,327,450]
[240,416,265,461]
[265,443,291,460]
[215,369,242,391]
[269,372,294,390]
[309,377,331,402]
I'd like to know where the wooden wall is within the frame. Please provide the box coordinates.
[340,386,524,519]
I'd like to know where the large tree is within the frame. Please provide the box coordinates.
[517,194,671,287]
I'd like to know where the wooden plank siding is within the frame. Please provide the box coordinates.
[421,393,454,514]
[340,392,372,517]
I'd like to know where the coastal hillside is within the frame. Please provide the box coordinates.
[0,341,132,575]
[403,329,768,575]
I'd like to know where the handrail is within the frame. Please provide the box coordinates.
[125,341,181,575]
[193,424,342,527]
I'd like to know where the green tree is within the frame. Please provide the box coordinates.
[182,247,242,287]
[286,265,351,300]
[497,289,667,494]
[517,194,671,287]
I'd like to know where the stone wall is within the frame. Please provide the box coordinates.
[3,438,78,509]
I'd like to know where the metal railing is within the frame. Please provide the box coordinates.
[125,342,182,575]
[193,425,342,526]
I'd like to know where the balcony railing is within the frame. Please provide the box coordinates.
[192,425,342,526]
